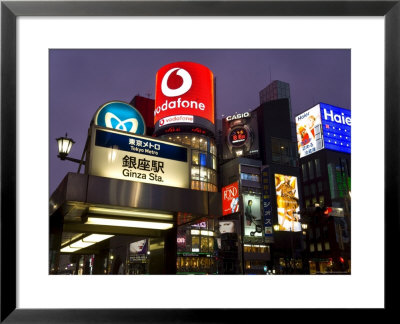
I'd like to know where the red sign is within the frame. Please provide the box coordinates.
[154,61,214,125]
[222,181,239,216]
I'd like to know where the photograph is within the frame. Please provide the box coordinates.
[49,49,351,276]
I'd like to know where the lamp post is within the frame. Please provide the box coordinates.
[56,133,87,174]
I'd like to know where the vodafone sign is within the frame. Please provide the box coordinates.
[154,62,215,135]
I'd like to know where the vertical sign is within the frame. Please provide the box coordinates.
[274,174,301,232]
[261,166,273,242]
[222,181,240,216]
[295,104,324,158]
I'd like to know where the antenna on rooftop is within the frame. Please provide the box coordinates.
[269,65,272,84]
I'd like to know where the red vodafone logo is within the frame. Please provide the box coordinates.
[161,68,192,97]
[154,62,214,125]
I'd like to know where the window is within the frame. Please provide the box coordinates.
[191,180,200,190]
[210,142,217,155]
[192,236,199,250]
[323,226,328,239]
[192,150,199,165]
[302,164,308,181]
[181,135,191,146]
[324,242,330,250]
[308,160,315,179]
[199,137,207,151]
[304,185,309,196]
[200,182,207,191]
[199,153,207,166]
[272,153,281,163]
[310,244,315,252]
[271,138,298,167]
[311,183,317,196]
[208,238,214,251]
[191,166,199,180]
[318,181,323,192]
[317,243,323,251]
[316,228,321,239]
[199,167,208,182]
[315,159,321,177]
[210,170,217,186]
[191,137,200,149]
[241,173,260,182]
[212,156,217,170]
[200,237,209,252]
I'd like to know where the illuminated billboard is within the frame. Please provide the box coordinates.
[243,193,262,237]
[154,62,215,136]
[88,127,190,188]
[295,103,351,158]
[222,181,239,216]
[319,103,351,154]
[261,166,273,242]
[222,111,259,160]
[218,220,237,234]
[130,239,148,254]
[274,174,301,232]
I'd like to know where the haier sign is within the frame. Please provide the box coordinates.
[295,103,351,157]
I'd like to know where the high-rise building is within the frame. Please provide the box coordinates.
[259,80,291,105]
[295,103,351,274]
[259,80,296,142]
[217,98,304,274]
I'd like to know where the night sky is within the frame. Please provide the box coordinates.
[49,49,350,194]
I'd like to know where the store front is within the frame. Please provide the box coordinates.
[49,172,221,274]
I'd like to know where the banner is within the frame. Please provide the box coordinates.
[222,181,239,216]
[274,174,301,232]
[261,166,273,241]
[243,193,262,237]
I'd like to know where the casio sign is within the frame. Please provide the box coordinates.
[226,112,250,121]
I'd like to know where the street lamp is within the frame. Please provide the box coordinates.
[56,133,85,165]
[273,224,280,232]
[56,133,75,160]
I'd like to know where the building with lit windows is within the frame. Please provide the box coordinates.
[295,103,351,274]
[217,96,304,274]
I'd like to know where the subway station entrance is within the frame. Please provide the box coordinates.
[49,173,221,274]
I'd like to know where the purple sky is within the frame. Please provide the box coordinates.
[49,49,350,194]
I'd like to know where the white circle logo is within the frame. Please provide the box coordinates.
[161,68,192,97]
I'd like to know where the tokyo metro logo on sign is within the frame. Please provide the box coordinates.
[154,62,214,125]
[94,101,146,135]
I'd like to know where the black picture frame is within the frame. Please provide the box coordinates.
[1,0,398,322]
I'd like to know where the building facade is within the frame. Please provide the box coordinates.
[295,102,351,274]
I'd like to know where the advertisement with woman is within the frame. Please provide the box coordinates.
[295,104,323,158]
[275,174,301,232]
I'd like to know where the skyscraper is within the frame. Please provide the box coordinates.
[259,80,296,142]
